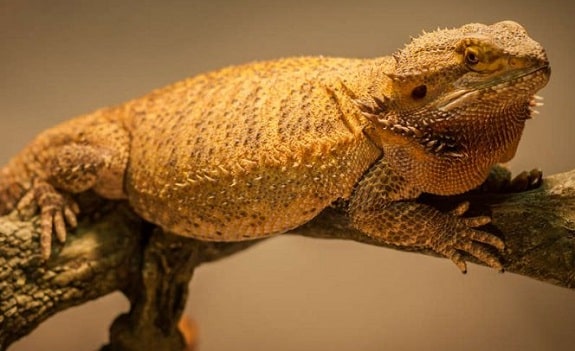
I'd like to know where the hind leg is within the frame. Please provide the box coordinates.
[15,118,130,259]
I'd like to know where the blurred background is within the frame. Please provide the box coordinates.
[1,0,574,350]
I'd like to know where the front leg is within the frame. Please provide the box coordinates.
[348,159,504,273]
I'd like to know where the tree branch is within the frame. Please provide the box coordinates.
[0,170,574,350]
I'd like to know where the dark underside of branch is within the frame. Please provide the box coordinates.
[1,170,574,350]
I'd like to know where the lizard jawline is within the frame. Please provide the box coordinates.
[435,65,550,112]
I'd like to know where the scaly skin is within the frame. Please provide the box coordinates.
[0,21,550,272]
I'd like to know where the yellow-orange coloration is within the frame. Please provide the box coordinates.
[0,21,550,272]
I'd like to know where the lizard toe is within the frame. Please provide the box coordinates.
[53,210,67,243]
[40,210,54,260]
[40,205,65,259]
[26,179,79,259]
[16,189,38,219]
[39,199,78,258]
[445,249,467,273]
[449,202,491,228]
[450,201,470,216]
[460,215,491,228]
[431,214,504,272]
[509,168,543,192]
[64,205,78,229]
[454,229,504,271]
[460,227,505,250]
[478,166,543,194]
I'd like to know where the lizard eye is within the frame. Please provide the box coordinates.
[464,47,482,67]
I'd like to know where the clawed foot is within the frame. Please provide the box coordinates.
[508,168,543,192]
[480,165,542,193]
[17,179,79,259]
[432,201,504,273]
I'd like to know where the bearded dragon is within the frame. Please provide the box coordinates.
[0,21,550,272]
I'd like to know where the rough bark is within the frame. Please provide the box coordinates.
[0,170,574,350]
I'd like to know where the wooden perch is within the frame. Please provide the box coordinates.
[0,170,574,351]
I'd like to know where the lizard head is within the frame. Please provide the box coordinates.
[358,21,550,194]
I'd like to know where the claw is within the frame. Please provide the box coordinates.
[448,250,467,273]
[455,230,504,270]
[432,206,504,272]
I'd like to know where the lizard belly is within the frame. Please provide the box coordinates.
[126,137,379,241]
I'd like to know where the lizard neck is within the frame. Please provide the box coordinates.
[381,104,527,196]
[342,57,530,196]
[337,57,395,101]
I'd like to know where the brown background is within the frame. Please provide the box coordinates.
[1,0,574,350]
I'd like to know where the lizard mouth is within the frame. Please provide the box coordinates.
[434,64,550,113]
